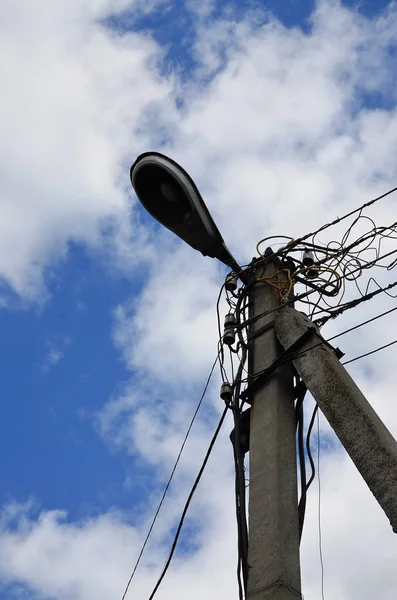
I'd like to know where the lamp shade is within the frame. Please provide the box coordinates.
[130,152,241,272]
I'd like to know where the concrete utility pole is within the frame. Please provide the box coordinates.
[131,151,397,597]
[247,260,302,600]
[275,305,397,533]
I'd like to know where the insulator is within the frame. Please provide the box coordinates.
[225,274,238,292]
[220,382,233,403]
[302,250,314,267]
[223,328,235,346]
[224,312,236,328]
[302,250,318,278]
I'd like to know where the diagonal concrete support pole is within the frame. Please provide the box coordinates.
[275,305,397,533]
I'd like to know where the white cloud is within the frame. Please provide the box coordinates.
[0,0,174,300]
[2,1,397,600]
[0,447,241,600]
[112,244,223,383]
[41,349,64,372]
[103,3,397,599]
[40,336,72,372]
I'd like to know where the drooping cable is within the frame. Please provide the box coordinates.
[244,190,397,322]
[291,250,397,318]
[146,406,229,600]
[295,381,308,541]
[120,354,219,600]
[317,410,325,600]
[306,404,319,495]
[228,282,252,596]
[216,282,228,381]
[231,346,249,593]
[215,273,252,600]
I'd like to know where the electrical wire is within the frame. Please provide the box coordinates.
[230,285,251,596]
[248,187,397,285]
[212,274,253,599]
[216,282,227,380]
[227,199,397,569]
[230,353,250,589]
[146,406,229,600]
[256,235,294,258]
[239,301,397,411]
[295,382,308,540]
[306,404,319,497]
[342,338,397,366]
[243,269,397,332]
[317,410,325,600]
[246,188,397,322]
[291,249,397,317]
[123,190,397,600]
[317,279,397,325]
[120,353,220,600]
[275,185,397,259]
[140,274,251,600]
[232,398,249,594]
[228,206,396,585]
[327,305,397,342]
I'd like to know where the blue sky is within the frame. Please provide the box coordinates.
[0,243,133,518]
[1,1,397,599]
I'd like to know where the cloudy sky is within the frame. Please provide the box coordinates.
[1,0,397,598]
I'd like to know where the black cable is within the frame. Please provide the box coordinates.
[342,338,397,365]
[146,405,228,600]
[327,305,397,342]
[305,404,319,497]
[321,221,397,267]
[256,186,397,264]
[317,279,397,326]
[236,204,397,327]
[234,457,245,600]
[229,285,250,593]
[313,221,397,270]
[317,410,325,600]
[217,274,251,598]
[231,347,249,594]
[232,417,248,590]
[293,248,397,310]
[295,383,308,541]
[286,325,397,372]
[235,244,397,547]
[236,555,243,600]
[245,214,397,322]
[216,282,227,378]
[295,186,397,248]
[120,354,219,600]
[259,317,397,377]
[238,261,397,331]
[240,299,397,402]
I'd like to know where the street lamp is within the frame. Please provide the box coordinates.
[130,152,244,277]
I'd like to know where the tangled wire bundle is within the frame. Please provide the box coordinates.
[253,210,397,321]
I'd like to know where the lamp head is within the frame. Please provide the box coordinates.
[130,152,240,271]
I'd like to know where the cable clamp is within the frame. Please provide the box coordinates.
[313,331,345,359]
